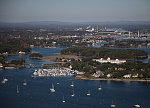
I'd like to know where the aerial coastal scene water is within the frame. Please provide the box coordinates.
[1,47,150,108]
[1,0,150,108]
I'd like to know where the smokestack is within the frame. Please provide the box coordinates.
[97,25,98,32]
[138,31,140,37]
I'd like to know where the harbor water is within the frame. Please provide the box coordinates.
[0,47,150,108]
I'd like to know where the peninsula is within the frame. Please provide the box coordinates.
[60,47,150,80]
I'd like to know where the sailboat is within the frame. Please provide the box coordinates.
[3,78,8,82]
[71,87,75,97]
[70,82,74,87]
[1,78,8,84]
[50,83,55,93]
[1,80,5,84]
[98,85,102,91]
[23,79,27,86]
[134,104,140,108]
[98,81,102,90]
[62,96,65,103]
[86,90,91,96]
[110,100,116,107]
[110,104,116,108]
[17,85,19,94]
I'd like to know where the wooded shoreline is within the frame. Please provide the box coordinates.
[75,75,150,82]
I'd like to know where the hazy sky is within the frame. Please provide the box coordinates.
[0,0,150,22]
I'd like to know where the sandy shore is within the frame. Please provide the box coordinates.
[75,75,150,82]
[41,55,80,60]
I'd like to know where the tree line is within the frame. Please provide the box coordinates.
[61,47,148,59]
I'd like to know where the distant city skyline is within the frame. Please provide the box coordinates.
[0,0,150,23]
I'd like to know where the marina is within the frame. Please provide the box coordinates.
[33,68,77,77]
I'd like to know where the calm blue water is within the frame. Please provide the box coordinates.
[0,47,150,108]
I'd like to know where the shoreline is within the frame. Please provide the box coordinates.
[75,75,150,82]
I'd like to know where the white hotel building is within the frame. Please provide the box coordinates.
[93,57,126,64]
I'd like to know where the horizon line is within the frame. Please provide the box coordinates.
[1,20,150,24]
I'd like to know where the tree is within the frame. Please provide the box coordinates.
[139,74,143,78]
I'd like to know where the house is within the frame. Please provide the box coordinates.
[93,57,126,64]
[0,63,3,68]
[2,52,8,55]
[69,65,72,69]
[115,68,125,71]
[92,71,104,78]
[123,74,131,78]
[18,51,26,55]
[132,73,139,78]
[107,74,112,78]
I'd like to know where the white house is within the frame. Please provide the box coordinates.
[123,74,131,78]
[93,57,126,64]
[107,74,112,78]
[18,51,26,55]
[132,73,139,78]
[69,65,72,69]
[0,63,3,68]
[92,71,104,78]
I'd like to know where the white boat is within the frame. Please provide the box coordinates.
[1,78,8,84]
[50,83,55,93]
[17,85,19,94]
[98,85,102,91]
[33,71,38,76]
[71,88,75,97]
[110,100,116,107]
[98,87,102,90]
[134,104,140,108]
[98,82,102,90]
[4,78,8,82]
[70,82,74,87]
[71,94,75,97]
[23,80,27,86]
[62,96,65,103]
[5,67,15,69]
[23,82,27,86]
[86,90,91,96]
[1,80,5,84]
[110,104,116,108]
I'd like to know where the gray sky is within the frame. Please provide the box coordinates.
[0,0,150,22]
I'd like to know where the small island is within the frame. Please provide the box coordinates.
[0,56,26,69]
[29,53,43,59]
